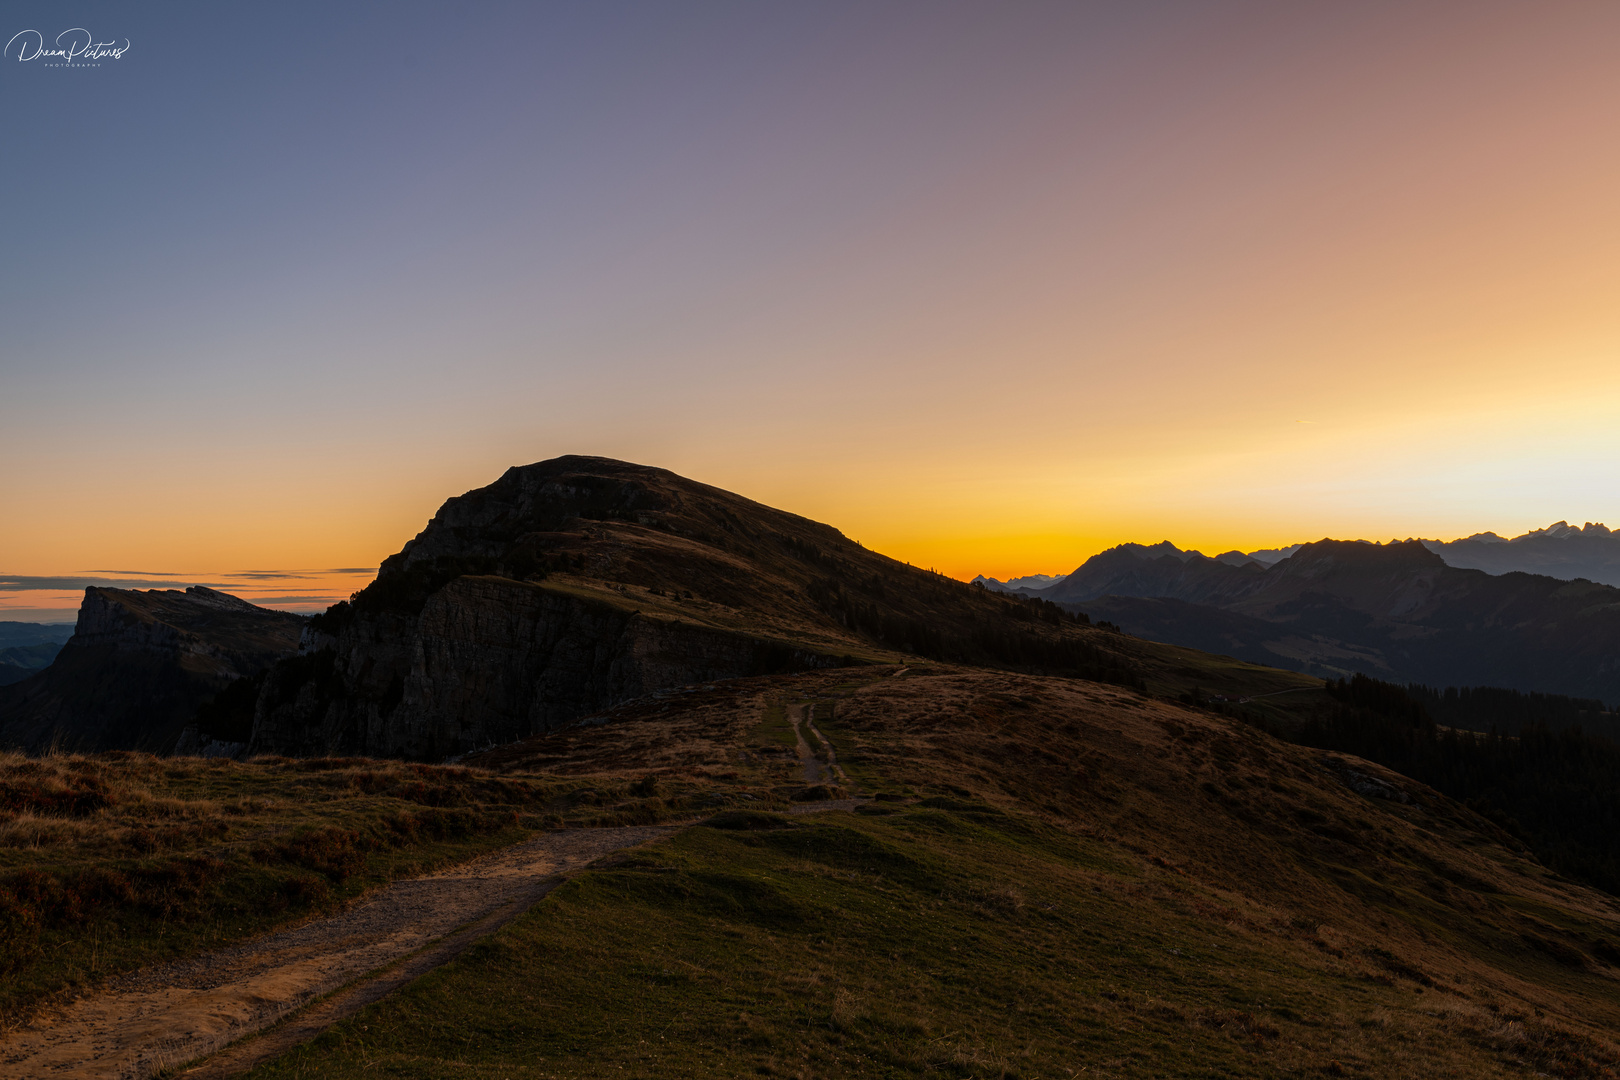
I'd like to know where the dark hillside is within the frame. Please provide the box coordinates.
[1063,539,1620,701]
[247,666,1620,1079]
[1041,541,1266,605]
[0,588,303,753]
[1408,683,1619,739]
[1280,673,1620,895]
[251,457,1141,759]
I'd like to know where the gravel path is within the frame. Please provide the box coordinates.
[0,826,678,1080]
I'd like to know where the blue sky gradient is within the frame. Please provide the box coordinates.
[4,1,1618,612]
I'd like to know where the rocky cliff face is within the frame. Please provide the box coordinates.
[251,576,842,758]
[0,587,305,753]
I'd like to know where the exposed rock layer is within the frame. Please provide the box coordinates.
[251,576,844,759]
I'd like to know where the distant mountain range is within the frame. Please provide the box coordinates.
[0,622,76,687]
[0,621,77,649]
[969,572,1068,592]
[982,537,1620,703]
[977,520,1620,597]
[1422,521,1620,586]
[10,464,1618,760]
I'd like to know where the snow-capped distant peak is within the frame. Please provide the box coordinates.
[1503,521,1612,541]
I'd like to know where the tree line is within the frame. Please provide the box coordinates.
[804,575,1142,690]
[1286,673,1620,894]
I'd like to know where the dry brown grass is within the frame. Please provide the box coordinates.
[451,664,1620,1076]
[0,748,719,1025]
[0,813,101,849]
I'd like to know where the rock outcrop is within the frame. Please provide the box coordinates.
[0,587,305,753]
[252,576,843,758]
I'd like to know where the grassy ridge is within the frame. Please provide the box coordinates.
[238,669,1620,1078]
[10,663,1620,1077]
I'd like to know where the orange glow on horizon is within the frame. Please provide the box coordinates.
[3,5,1617,601]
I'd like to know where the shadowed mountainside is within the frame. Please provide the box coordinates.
[246,456,1145,759]
[1430,521,1620,587]
[0,587,304,753]
[1045,539,1620,700]
[1038,541,1268,606]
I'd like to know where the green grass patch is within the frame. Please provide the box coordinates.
[238,803,1471,1080]
[748,702,798,751]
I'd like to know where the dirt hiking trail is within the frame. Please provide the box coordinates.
[803,707,846,784]
[787,703,846,786]
[783,702,868,815]
[0,826,677,1080]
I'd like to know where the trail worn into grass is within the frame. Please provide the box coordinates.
[787,701,855,789]
[803,706,847,785]
[0,826,678,1080]
[786,703,822,784]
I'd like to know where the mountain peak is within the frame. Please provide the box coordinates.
[257,457,1140,759]
[1508,520,1613,541]
[1103,541,1199,563]
[1282,538,1447,571]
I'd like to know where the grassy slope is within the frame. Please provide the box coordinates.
[0,753,716,1024]
[240,668,1620,1079]
[524,574,901,664]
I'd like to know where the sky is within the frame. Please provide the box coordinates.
[3,1,1618,620]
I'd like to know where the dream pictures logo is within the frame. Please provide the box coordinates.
[5,28,130,66]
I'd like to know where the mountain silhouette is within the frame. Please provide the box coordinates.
[1038,538,1620,701]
